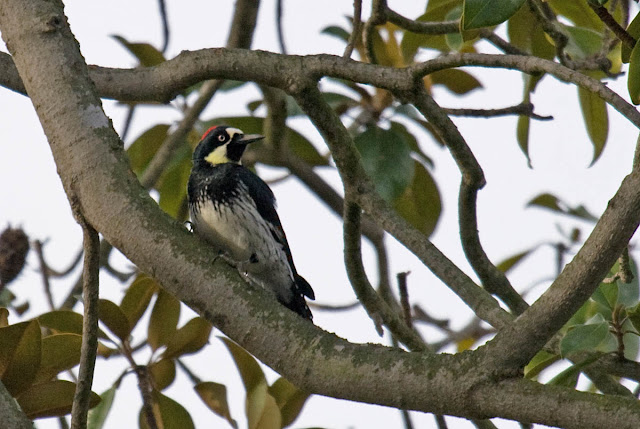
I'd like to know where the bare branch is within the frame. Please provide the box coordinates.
[443,102,552,121]
[70,210,100,429]
[33,240,55,310]
[343,0,362,59]
[407,86,528,315]
[343,199,428,351]
[588,2,636,50]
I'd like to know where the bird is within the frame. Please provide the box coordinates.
[187,125,315,319]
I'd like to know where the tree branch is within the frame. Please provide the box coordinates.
[70,209,100,429]
[343,198,428,350]
[405,86,528,315]
[483,170,640,372]
[2,50,637,130]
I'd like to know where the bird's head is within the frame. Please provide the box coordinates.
[193,126,264,165]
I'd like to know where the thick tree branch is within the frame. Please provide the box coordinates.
[0,381,32,429]
[483,170,640,372]
[2,49,638,131]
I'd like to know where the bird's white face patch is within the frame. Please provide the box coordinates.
[204,144,230,165]
[226,127,243,140]
[203,127,245,166]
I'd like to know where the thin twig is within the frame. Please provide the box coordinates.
[443,102,552,121]
[157,0,170,53]
[119,105,136,143]
[70,210,100,429]
[478,29,528,56]
[407,86,528,315]
[397,272,412,327]
[343,0,363,59]
[44,248,83,278]
[362,0,387,64]
[275,0,287,54]
[308,300,361,311]
[385,9,459,35]
[343,198,429,351]
[33,240,55,310]
[588,2,636,50]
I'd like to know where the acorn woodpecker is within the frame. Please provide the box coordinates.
[187,126,315,319]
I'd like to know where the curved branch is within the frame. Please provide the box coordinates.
[402,86,528,315]
[292,85,512,330]
[483,170,640,371]
[343,198,428,351]
[2,49,637,130]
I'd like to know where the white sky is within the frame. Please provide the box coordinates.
[1,1,638,428]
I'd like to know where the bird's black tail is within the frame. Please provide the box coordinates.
[282,274,315,320]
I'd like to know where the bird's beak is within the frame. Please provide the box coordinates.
[237,134,264,144]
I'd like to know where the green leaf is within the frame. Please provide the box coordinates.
[524,350,560,379]
[268,377,310,428]
[162,317,212,359]
[561,25,603,60]
[252,393,282,429]
[120,274,157,330]
[507,4,555,58]
[17,380,100,419]
[204,117,328,167]
[219,337,266,393]
[496,247,537,274]
[526,193,598,221]
[220,337,271,429]
[444,7,464,51]
[38,310,109,339]
[547,0,603,30]
[112,35,166,67]
[126,124,170,176]
[355,125,415,202]
[35,333,82,383]
[592,280,618,313]
[87,386,117,429]
[560,318,611,356]
[430,69,482,95]
[393,161,441,237]
[622,12,640,63]
[400,0,464,59]
[627,303,640,334]
[148,289,181,352]
[149,358,176,391]
[577,86,608,164]
[320,25,351,42]
[628,40,640,105]
[157,145,192,220]
[462,0,525,30]
[195,382,237,428]
[139,390,195,429]
[547,364,581,388]
[0,320,41,396]
[98,299,131,341]
[618,257,639,307]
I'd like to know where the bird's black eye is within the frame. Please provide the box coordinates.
[218,134,227,142]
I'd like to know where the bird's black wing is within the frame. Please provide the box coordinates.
[234,166,315,300]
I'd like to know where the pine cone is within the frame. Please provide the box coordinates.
[0,227,30,286]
